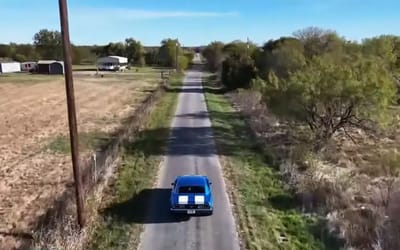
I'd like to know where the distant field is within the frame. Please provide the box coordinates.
[72,64,174,73]
[0,73,63,84]
[0,72,162,249]
[0,67,167,85]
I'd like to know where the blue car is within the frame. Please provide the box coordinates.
[170,175,213,215]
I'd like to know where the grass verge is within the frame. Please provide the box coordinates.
[203,78,340,250]
[45,132,112,154]
[86,74,183,250]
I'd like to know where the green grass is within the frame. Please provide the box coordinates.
[0,72,63,84]
[87,73,183,250]
[72,64,97,71]
[45,131,112,154]
[125,66,169,73]
[203,78,343,250]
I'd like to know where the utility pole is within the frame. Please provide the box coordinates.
[58,0,85,228]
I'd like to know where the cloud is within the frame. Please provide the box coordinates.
[72,8,239,20]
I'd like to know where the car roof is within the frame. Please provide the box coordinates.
[175,175,208,186]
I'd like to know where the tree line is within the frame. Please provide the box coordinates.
[202,27,400,145]
[0,29,195,70]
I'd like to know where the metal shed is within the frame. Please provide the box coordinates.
[97,56,128,71]
[37,60,64,75]
[0,62,21,73]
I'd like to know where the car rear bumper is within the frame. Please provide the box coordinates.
[170,207,213,214]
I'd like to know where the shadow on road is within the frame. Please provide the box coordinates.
[125,123,246,157]
[166,84,226,95]
[100,188,190,224]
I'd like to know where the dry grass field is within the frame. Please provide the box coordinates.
[0,70,162,248]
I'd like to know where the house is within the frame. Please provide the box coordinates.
[96,56,128,71]
[20,61,38,72]
[37,60,64,75]
[0,61,21,73]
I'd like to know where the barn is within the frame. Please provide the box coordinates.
[37,60,64,75]
[0,62,21,73]
[97,56,128,71]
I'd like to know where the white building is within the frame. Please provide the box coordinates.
[0,62,21,73]
[96,56,128,71]
[20,61,38,72]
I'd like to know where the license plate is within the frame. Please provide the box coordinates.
[187,209,196,214]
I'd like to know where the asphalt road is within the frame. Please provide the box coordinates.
[138,68,240,250]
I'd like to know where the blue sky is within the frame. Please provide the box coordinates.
[0,0,399,46]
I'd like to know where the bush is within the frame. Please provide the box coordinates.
[221,56,257,89]
[262,56,397,144]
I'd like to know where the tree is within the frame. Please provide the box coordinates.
[202,41,225,72]
[158,38,180,67]
[75,45,97,64]
[362,35,398,71]
[71,45,82,65]
[293,27,344,59]
[125,38,144,65]
[263,56,397,144]
[223,40,258,60]
[184,51,195,65]
[257,37,306,79]
[219,40,259,89]
[178,55,189,70]
[12,53,26,62]
[33,29,63,60]
[144,49,159,66]
[0,44,11,58]
[221,55,257,89]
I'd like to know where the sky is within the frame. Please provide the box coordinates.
[0,0,399,46]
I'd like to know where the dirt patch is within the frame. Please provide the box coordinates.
[0,75,160,249]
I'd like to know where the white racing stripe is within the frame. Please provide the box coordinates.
[194,195,205,205]
[178,195,189,205]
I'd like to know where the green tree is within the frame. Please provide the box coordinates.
[125,38,144,65]
[184,51,195,65]
[178,55,189,70]
[93,42,126,57]
[221,56,257,89]
[158,38,180,67]
[12,53,26,62]
[293,27,345,59]
[218,40,259,89]
[223,40,259,60]
[202,41,225,72]
[257,37,306,79]
[33,29,63,60]
[263,56,397,143]
[75,46,97,64]
[144,50,159,66]
[14,44,38,60]
[0,44,12,58]
[362,35,398,71]
[71,45,82,65]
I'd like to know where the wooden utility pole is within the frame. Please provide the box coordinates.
[58,0,85,228]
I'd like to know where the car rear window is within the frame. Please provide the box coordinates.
[178,185,205,193]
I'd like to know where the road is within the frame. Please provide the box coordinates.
[138,68,240,250]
